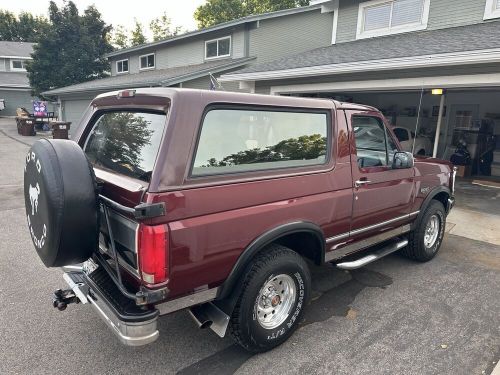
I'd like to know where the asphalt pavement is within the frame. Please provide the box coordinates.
[0,118,498,375]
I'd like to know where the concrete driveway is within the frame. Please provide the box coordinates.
[0,118,498,375]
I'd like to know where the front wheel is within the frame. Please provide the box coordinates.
[402,200,446,262]
[229,245,311,353]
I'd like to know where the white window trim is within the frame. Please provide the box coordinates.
[484,0,500,20]
[205,36,232,60]
[10,59,27,71]
[356,0,430,40]
[116,59,129,74]
[139,53,155,71]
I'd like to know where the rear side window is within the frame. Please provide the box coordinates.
[192,108,329,176]
[84,111,165,182]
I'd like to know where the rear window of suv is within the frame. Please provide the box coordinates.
[192,108,329,176]
[84,111,165,182]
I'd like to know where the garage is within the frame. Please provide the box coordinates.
[289,88,500,178]
[61,97,93,127]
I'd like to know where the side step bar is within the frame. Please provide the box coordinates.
[336,239,408,270]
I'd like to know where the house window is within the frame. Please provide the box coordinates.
[484,0,500,20]
[116,59,128,74]
[356,0,430,39]
[205,36,231,59]
[11,59,27,71]
[140,53,155,70]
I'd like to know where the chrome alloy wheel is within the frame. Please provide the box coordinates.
[424,214,440,248]
[256,274,296,329]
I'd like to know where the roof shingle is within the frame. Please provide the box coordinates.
[0,41,34,58]
[231,21,500,75]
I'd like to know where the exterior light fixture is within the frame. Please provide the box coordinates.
[431,88,444,95]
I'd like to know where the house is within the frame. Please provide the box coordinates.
[0,41,35,116]
[42,3,337,125]
[221,0,500,177]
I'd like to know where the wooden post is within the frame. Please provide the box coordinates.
[432,93,446,158]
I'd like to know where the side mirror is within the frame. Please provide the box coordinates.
[392,151,414,169]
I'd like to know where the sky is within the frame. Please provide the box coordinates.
[1,0,207,37]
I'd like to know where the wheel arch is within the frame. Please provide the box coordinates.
[412,186,451,230]
[216,221,325,301]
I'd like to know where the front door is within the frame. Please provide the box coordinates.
[347,110,416,236]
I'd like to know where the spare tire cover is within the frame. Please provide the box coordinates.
[23,139,99,267]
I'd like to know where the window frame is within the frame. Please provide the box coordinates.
[204,36,232,60]
[139,53,155,71]
[352,114,400,171]
[484,0,500,20]
[356,0,430,40]
[116,59,129,74]
[187,104,333,180]
[10,59,27,71]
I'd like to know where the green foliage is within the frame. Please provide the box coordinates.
[110,25,129,49]
[194,0,311,28]
[26,1,113,97]
[0,10,50,42]
[202,134,326,167]
[130,19,146,46]
[150,12,182,42]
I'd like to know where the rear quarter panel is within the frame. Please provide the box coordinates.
[411,158,453,212]
[145,95,353,299]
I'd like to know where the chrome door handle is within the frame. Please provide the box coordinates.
[355,179,371,188]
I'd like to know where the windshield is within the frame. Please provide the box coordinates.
[84,111,165,182]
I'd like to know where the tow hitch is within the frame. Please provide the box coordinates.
[52,288,79,311]
[52,271,90,311]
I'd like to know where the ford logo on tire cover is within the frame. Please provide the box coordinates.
[23,139,99,268]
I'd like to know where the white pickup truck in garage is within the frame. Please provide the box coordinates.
[392,126,432,156]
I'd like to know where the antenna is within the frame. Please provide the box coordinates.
[412,86,425,155]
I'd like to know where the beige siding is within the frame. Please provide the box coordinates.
[336,0,489,44]
[249,9,333,64]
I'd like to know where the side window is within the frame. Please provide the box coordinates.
[353,116,396,168]
[191,108,329,176]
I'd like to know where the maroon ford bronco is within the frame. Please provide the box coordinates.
[23,88,455,353]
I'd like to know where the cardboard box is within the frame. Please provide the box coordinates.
[456,165,471,177]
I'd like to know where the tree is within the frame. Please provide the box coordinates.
[27,1,113,97]
[0,10,50,42]
[149,12,182,42]
[130,19,146,46]
[194,0,310,28]
[111,25,129,49]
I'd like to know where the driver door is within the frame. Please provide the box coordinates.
[347,110,416,236]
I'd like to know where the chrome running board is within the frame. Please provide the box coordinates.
[336,239,408,270]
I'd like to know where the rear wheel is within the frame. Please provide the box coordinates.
[402,200,446,262]
[229,245,311,353]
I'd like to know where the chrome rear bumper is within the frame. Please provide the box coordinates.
[62,269,159,346]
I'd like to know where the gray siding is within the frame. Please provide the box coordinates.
[336,0,489,44]
[109,27,247,76]
[427,0,486,30]
[61,98,92,126]
[0,89,34,116]
[0,58,5,71]
[249,9,333,64]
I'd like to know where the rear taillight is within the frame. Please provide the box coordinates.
[137,223,168,287]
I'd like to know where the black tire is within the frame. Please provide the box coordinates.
[402,200,446,262]
[23,139,99,267]
[229,245,311,353]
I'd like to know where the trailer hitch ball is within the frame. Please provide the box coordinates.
[53,288,78,311]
